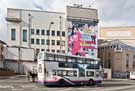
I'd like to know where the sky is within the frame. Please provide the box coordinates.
[0,0,135,42]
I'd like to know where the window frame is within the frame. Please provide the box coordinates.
[11,28,16,40]
[22,29,27,42]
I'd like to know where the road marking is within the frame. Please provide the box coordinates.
[21,85,38,88]
[12,89,23,91]
[0,85,14,88]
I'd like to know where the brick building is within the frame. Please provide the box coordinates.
[98,40,135,78]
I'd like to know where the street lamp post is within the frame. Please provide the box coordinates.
[59,16,62,53]
[28,14,32,48]
[47,22,54,51]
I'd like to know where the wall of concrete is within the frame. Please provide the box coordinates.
[5,61,37,74]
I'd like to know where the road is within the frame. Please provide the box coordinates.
[0,75,135,91]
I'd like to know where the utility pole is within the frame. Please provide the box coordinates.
[18,11,22,73]
[47,22,54,51]
[59,16,62,53]
[28,14,32,48]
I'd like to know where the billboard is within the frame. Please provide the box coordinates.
[67,20,98,59]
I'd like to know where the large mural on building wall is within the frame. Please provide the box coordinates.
[68,20,98,59]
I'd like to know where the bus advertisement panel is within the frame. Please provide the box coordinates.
[68,20,98,59]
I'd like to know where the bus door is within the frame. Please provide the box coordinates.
[37,61,45,83]
[78,64,86,81]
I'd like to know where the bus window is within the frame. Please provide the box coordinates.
[73,71,77,76]
[67,70,77,77]
[55,56,66,62]
[38,64,42,73]
[57,70,63,76]
[63,70,67,76]
[96,71,101,77]
[67,70,73,76]
[46,54,54,61]
[86,71,94,77]
[79,71,85,77]
[67,57,76,62]
[77,58,85,63]
[38,53,43,59]
[52,70,56,75]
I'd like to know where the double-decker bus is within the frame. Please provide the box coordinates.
[37,52,102,86]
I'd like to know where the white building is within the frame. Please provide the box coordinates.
[6,8,66,57]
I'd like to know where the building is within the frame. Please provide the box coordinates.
[0,40,6,68]
[98,40,135,78]
[99,26,135,46]
[67,6,99,59]
[6,8,66,57]
[4,46,35,74]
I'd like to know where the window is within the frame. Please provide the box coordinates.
[36,29,40,35]
[36,39,40,44]
[41,30,45,35]
[52,50,55,52]
[126,60,129,68]
[36,48,40,57]
[46,30,50,36]
[133,61,135,67]
[46,49,50,52]
[11,29,16,40]
[62,31,65,36]
[57,31,60,36]
[79,69,85,77]
[46,39,50,45]
[133,55,135,59]
[91,53,94,55]
[86,71,94,77]
[31,38,34,44]
[41,49,45,51]
[52,40,55,45]
[62,50,65,53]
[96,71,101,77]
[57,40,60,45]
[56,50,59,53]
[61,41,65,46]
[52,30,55,36]
[31,29,34,35]
[52,70,56,75]
[56,70,77,76]
[23,29,27,42]
[57,70,63,76]
[41,39,45,45]
[67,70,77,76]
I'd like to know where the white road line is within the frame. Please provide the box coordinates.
[21,85,38,88]
[12,89,23,91]
[0,85,14,88]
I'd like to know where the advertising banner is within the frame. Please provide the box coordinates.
[68,20,98,59]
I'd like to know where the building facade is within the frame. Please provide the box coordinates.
[99,26,135,46]
[6,8,66,56]
[98,40,135,78]
[67,6,99,59]
[0,40,6,68]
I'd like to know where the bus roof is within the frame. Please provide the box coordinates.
[41,51,100,61]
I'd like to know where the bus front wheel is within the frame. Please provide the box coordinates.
[88,79,95,86]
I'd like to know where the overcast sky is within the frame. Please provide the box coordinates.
[0,0,135,42]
